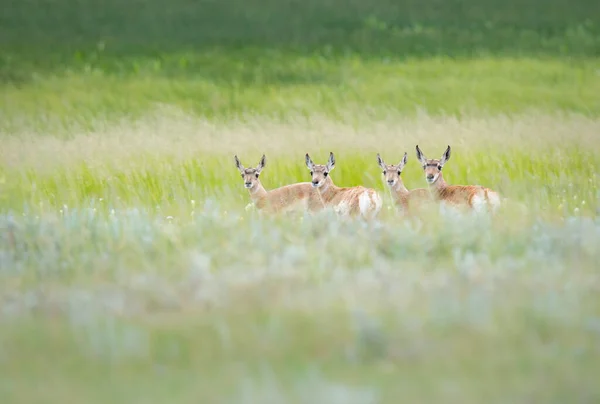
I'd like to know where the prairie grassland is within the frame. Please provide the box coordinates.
[2,56,600,135]
[2,108,599,213]
[2,110,600,403]
[2,0,600,401]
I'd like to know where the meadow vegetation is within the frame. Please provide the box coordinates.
[1,0,600,403]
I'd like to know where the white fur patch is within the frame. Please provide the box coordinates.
[359,190,382,219]
[471,189,502,215]
[359,191,372,216]
[471,192,487,213]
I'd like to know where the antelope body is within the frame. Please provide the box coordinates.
[235,154,323,214]
[305,152,382,219]
[415,145,501,213]
[376,152,433,213]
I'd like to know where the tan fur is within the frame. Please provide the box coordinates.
[415,145,501,213]
[376,152,433,214]
[235,154,324,214]
[305,152,382,219]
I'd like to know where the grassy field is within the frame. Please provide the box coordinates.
[2,0,600,403]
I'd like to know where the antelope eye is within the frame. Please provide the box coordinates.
[255,173,259,178]
[382,171,386,175]
[309,171,313,176]
[324,172,328,177]
[397,170,401,175]
[438,165,442,170]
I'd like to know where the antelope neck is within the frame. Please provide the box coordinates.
[316,177,337,202]
[391,181,409,195]
[248,182,268,201]
[389,181,409,205]
[429,172,448,194]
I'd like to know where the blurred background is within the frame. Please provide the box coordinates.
[3,0,598,59]
[2,0,598,123]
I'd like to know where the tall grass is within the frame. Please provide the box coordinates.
[2,111,598,216]
[2,111,599,403]
[2,57,599,134]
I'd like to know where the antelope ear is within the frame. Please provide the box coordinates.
[376,153,386,170]
[399,152,408,171]
[415,145,427,166]
[256,154,266,173]
[305,153,314,170]
[440,145,451,166]
[327,152,335,171]
[234,155,244,173]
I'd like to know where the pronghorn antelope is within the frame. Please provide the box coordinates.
[234,154,323,214]
[415,145,501,213]
[376,152,432,213]
[305,152,382,219]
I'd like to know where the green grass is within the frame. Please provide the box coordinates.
[2,112,598,215]
[2,0,600,402]
[1,0,600,132]
[2,0,599,57]
[2,113,600,403]
[2,56,599,134]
